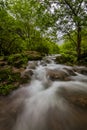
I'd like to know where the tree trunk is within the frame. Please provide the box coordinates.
[77,25,81,61]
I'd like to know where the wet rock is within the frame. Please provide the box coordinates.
[40,61,47,66]
[21,69,33,79]
[64,67,76,76]
[20,69,33,84]
[0,61,7,66]
[63,91,87,109]
[68,94,87,109]
[46,69,70,81]
[43,57,53,64]
[57,85,87,109]
[27,61,38,69]
[70,74,87,82]
[13,60,24,68]
[73,66,87,75]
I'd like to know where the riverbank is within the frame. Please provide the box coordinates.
[0,53,87,96]
[0,51,43,95]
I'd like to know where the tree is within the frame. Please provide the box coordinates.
[7,0,40,49]
[37,0,87,60]
[6,0,59,54]
[0,7,25,55]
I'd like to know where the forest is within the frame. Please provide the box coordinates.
[0,0,87,95]
[0,1,87,130]
[0,0,87,96]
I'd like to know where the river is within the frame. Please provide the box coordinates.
[0,55,87,130]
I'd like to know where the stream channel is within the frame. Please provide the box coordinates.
[0,55,87,130]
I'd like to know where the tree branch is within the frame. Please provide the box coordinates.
[64,30,77,46]
[63,0,77,16]
[77,0,84,14]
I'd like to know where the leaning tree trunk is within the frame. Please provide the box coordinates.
[77,25,82,61]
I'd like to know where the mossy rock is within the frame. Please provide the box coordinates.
[7,54,26,64]
[6,52,42,67]
[27,55,42,60]
[0,51,43,95]
[0,66,12,82]
[0,66,31,95]
[0,66,21,82]
[20,76,30,84]
[13,59,28,68]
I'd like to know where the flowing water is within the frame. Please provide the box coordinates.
[0,55,87,130]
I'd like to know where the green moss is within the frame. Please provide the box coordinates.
[5,52,42,68]
[0,84,18,96]
[0,56,4,61]
[0,67,21,95]
[0,67,12,82]
[0,67,20,82]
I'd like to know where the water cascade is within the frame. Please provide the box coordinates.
[0,55,87,130]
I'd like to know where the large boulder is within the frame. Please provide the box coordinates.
[21,69,33,79]
[46,69,70,81]
[64,67,76,76]
[73,66,87,75]
[43,57,53,64]
[20,69,33,84]
[40,60,47,66]
[27,61,38,69]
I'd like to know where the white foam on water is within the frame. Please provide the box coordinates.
[12,55,87,130]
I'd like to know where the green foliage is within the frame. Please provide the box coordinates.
[56,53,76,65]
[59,41,77,64]
[0,66,20,95]
[35,0,87,59]
[0,67,20,83]
[0,8,26,55]
[59,34,87,64]
[0,84,17,95]
[0,0,87,57]
[60,41,76,54]
[62,53,76,64]
[0,51,43,95]
[6,52,42,67]
[81,29,87,54]
[7,53,28,66]
[0,0,60,95]
[0,0,60,56]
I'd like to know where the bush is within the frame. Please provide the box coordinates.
[58,41,77,64]
[62,53,76,63]
[0,67,12,82]
[56,53,76,65]
[0,67,21,83]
